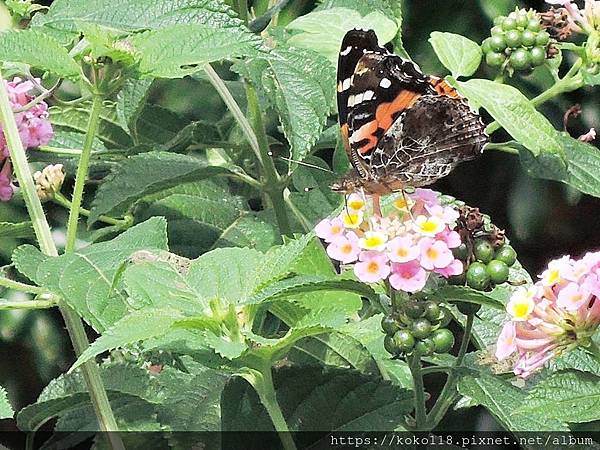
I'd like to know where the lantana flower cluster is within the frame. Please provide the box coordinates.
[0,77,54,201]
[315,188,464,293]
[496,251,600,379]
[546,0,600,34]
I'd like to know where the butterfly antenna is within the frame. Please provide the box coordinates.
[276,155,335,173]
[402,189,415,221]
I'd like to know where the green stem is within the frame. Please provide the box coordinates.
[64,93,104,252]
[0,298,57,310]
[426,313,474,429]
[0,276,45,294]
[54,192,131,227]
[486,58,585,136]
[242,367,298,450]
[409,355,427,430]
[484,142,519,155]
[203,64,261,162]
[0,71,122,447]
[246,83,292,236]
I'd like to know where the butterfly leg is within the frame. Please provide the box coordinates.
[372,193,382,217]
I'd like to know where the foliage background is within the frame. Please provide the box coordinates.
[0,0,599,435]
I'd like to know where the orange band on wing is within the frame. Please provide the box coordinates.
[375,90,420,131]
[429,77,459,97]
[353,120,379,155]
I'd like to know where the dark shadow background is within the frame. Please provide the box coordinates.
[0,0,598,436]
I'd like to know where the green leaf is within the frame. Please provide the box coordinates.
[131,24,262,78]
[46,129,107,153]
[456,78,564,157]
[438,285,505,309]
[315,0,396,19]
[429,32,482,78]
[0,221,34,239]
[187,235,312,305]
[286,8,397,64]
[222,366,413,434]
[243,275,378,305]
[0,29,80,79]
[263,47,335,164]
[517,370,600,423]
[71,308,184,371]
[116,79,153,139]
[135,181,278,258]
[18,362,228,431]
[49,103,132,148]
[520,133,600,198]
[89,152,233,224]
[458,371,568,431]
[12,217,168,331]
[550,348,600,375]
[33,0,244,33]
[0,386,13,419]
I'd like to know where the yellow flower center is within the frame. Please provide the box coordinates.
[420,221,437,233]
[342,214,361,228]
[367,261,379,273]
[341,243,352,254]
[364,236,384,248]
[348,199,364,210]
[394,198,408,209]
[513,303,531,319]
[397,248,408,257]
[547,269,560,284]
[426,248,439,259]
[330,225,342,235]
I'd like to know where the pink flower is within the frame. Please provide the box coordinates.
[557,282,591,311]
[354,251,390,283]
[426,204,460,225]
[315,217,344,243]
[327,232,360,264]
[436,229,461,248]
[495,322,517,360]
[496,251,600,379]
[435,259,463,278]
[389,261,428,293]
[0,77,53,202]
[409,188,439,206]
[419,238,454,270]
[387,236,419,263]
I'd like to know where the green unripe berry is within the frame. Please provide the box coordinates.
[510,48,532,71]
[415,337,436,356]
[521,29,537,47]
[530,46,546,66]
[424,301,441,322]
[437,307,453,327]
[393,329,416,352]
[486,51,506,68]
[432,328,455,354]
[505,30,522,48]
[491,25,504,36]
[489,35,507,52]
[410,318,432,339]
[536,31,550,46]
[486,259,510,284]
[502,17,517,31]
[493,16,505,26]
[516,12,529,29]
[481,38,492,54]
[527,18,542,32]
[466,261,490,291]
[381,315,400,335]
[452,242,469,261]
[405,301,425,319]
[585,64,600,76]
[384,335,397,355]
[457,301,482,315]
[473,239,494,263]
[495,245,517,266]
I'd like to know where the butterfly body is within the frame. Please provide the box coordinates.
[333,29,488,195]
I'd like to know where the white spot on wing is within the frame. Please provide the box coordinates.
[362,90,374,101]
[342,78,351,91]
[340,46,352,56]
[380,78,392,88]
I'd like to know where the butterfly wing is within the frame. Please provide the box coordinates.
[371,95,488,188]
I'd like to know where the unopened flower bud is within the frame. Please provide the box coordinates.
[34,164,64,202]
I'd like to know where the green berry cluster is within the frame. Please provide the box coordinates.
[382,299,455,357]
[482,8,551,74]
[450,239,517,294]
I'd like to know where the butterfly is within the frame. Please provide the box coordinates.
[331,29,488,195]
